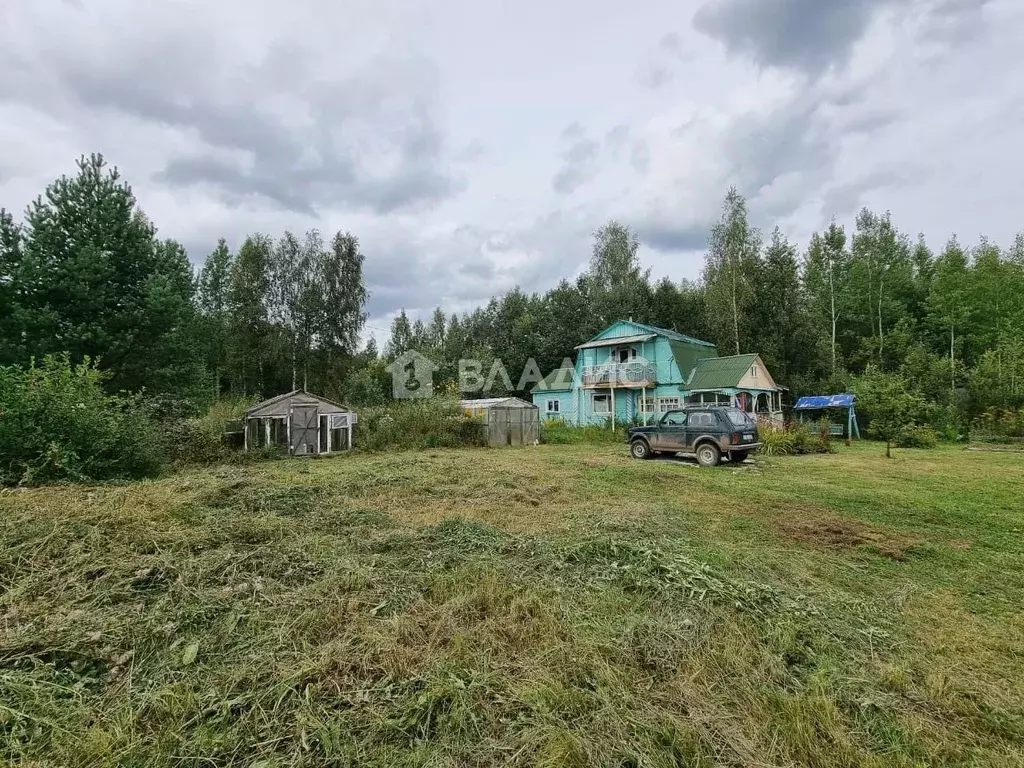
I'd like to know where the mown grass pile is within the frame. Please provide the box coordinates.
[1,444,1022,766]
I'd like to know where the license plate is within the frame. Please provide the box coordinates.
[743,433,754,441]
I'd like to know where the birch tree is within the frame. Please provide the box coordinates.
[927,237,972,403]
[804,221,849,374]
[704,188,760,355]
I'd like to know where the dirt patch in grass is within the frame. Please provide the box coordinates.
[779,515,917,561]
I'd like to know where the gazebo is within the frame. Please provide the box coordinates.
[793,394,860,440]
[244,390,357,455]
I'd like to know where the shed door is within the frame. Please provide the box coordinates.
[290,406,318,454]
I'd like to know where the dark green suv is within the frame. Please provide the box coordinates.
[627,406,760,466]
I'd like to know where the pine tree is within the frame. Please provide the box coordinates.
[0,209,24,365]
[227,234,273,396]
[15,154,200,397]
[197,239,234,398]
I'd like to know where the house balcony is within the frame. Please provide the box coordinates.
[581,361,657,388]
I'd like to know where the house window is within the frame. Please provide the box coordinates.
[658,397,680,412]
[750,364,758,378]
[638,396,656,413]
[611,347,637,363]
[592,394,611,414]
[546,399,560,413]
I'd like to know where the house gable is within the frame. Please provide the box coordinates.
[576,321,719,385]
[735,356,779,390]
[683,354,780,392]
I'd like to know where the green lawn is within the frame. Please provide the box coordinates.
[1,443,1022,766]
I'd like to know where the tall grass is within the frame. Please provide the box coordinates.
[355,398,486,451]
[156,396,257,467]
[971,407,1024,444]
[539,418,624,445]
[759,421,834,456]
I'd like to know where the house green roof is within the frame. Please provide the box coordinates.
[532,365,576,393]
[683,354,760,390]
[628,321,717,348]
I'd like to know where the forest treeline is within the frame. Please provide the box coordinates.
[3,155,1024,431]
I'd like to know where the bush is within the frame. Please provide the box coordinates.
[0,355,163,485]
[971,407,1024,443]
[758,421,833,456]
[792,421,834,454]
[895,424,939,449]
[355,398,486,451]
[157,397,256,466]
[758,423,795,456]
[540,418,623,445]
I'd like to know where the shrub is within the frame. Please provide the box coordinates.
[851,369,935,457]
[971,407,1024,443]
[793,421,834,454]
[895,424,939,449]
[148,397,256,467]
[355,398,486,451]
[758,421,833,456]
[0,355,163,485]
[758,423,795,456]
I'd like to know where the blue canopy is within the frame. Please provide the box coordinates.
[793,394,855,410]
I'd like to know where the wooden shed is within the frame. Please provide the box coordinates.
[459,397,540,447]
[244,390,358,455]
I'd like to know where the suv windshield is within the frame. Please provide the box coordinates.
[724,408,754,427]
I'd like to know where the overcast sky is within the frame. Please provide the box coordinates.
[2,0,1021,341]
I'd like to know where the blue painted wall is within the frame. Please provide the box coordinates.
[532,321,721,426]
[535,390,575,422]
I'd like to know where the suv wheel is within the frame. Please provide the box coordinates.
[696,443,720,467]
[731,450,749,463]
[630,439,652,460]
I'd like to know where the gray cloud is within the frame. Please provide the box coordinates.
[552,129,601,195]
[693,0,994,76]
[659,32,686,59]
[637,66,673,90]
[637,222,710,253]
[2,0,1021,330]
[630,140,651,176]
[361,213,591,318]
[693,0,894,76]
[604,125,631,152]
[636,30,694,90]
[923,0,994,42]
[822,164,927,216]
[3,28,459,216]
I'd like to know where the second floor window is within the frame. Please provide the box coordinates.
[611,347,637,364]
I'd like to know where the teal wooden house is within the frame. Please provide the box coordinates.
[531,320,784,427]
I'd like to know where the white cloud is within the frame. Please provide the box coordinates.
[1,0,1021,328]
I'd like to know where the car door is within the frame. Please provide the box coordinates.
[657,411,688,450]
[685,411,714,451]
